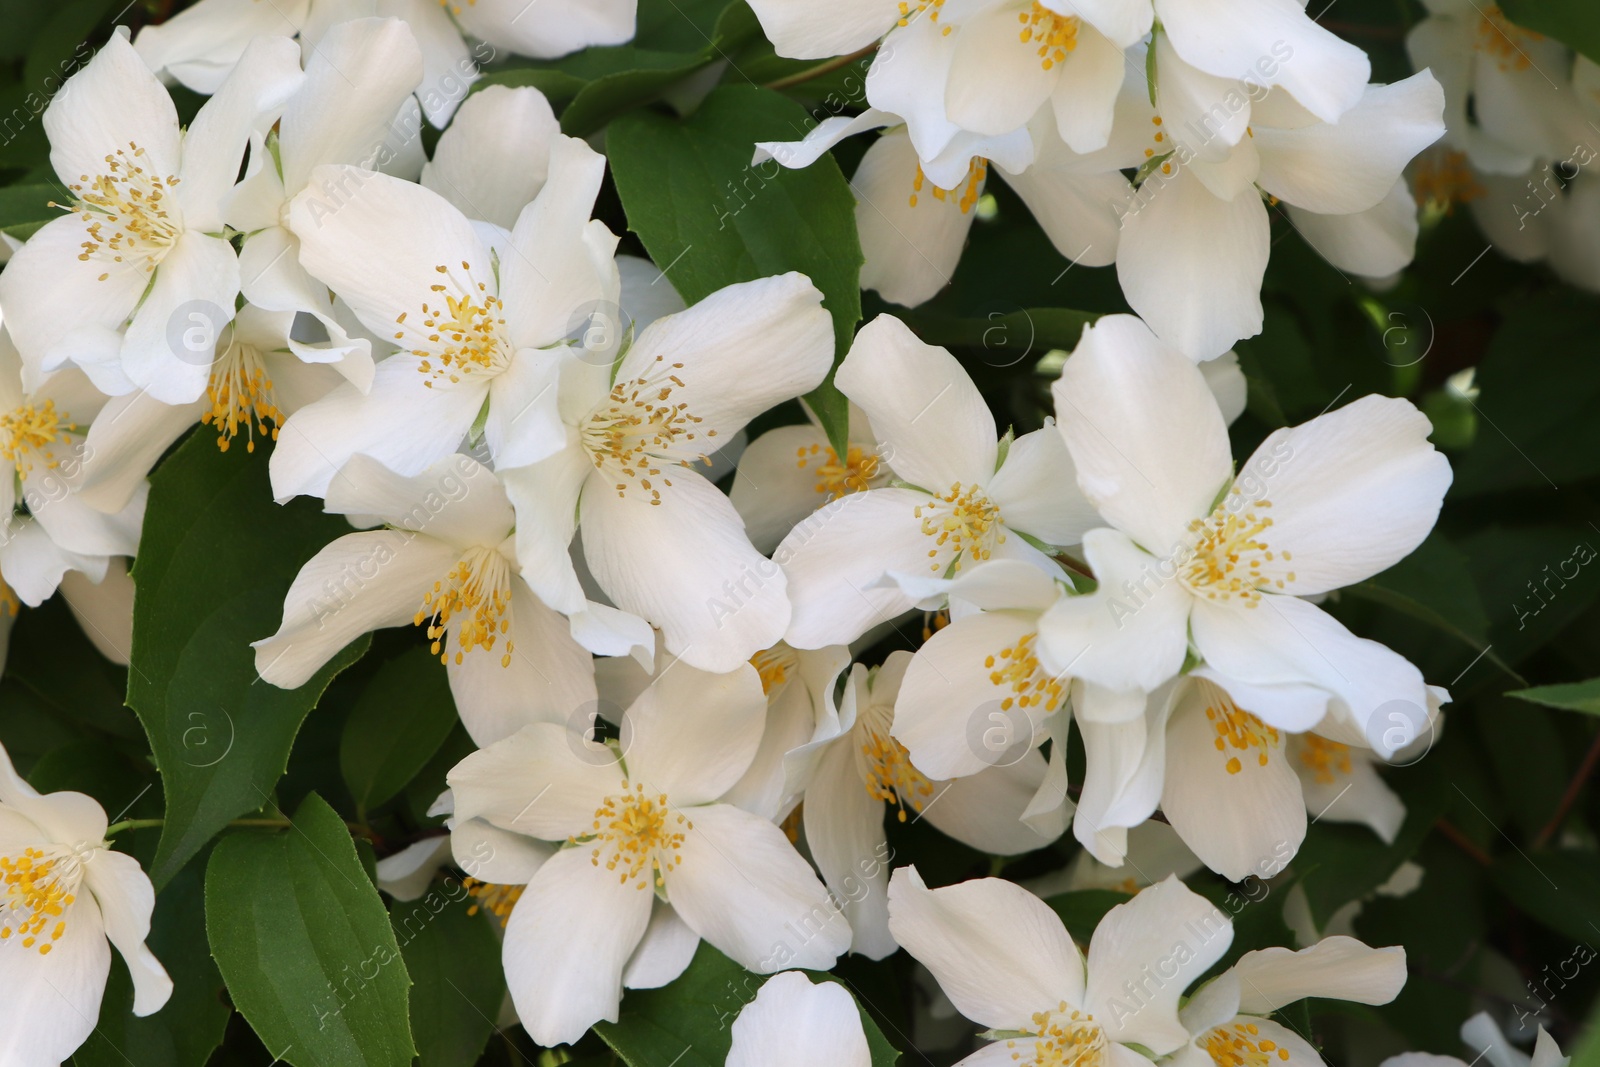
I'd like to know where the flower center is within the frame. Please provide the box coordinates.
[579,781,690,890]
[203,337,283,454]
[751,645,798,696]
[68,143,181,279]
[463,877,523,926]
[1413,149,1484,212]
[0,400,76,478]
[909,158,987,213]
[0,577,17,619]
[0,845,86,956]
[1296,734,1352,785]
[1018,4,1079,70]
[581,354,715,506]
[914,483,1004,573]
[1475,5,1540,71]
[1180,495,1292,605]
[1142,115,1172,173]
[1205,695,1281,775]
[798,441,882,499]
[1202,1021,1291,1067]
[897,0,949,33]
[413,546,514,667]
[1008,1004,1107,1067]
[401,262,509,386]
[985,631,1066,715]
[859,725,935,822]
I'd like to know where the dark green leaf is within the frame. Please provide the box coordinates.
[206,793,415,1066]
[1044,889,1125,942]
[1498,0,1600,65]
[0,182,63,239]
[608,84,863,457]
[393,891,505,1067]
[1490,848,1600,944]
[128,434,370,886]
[1510,678,1600,716]
[340,647,457,817]
[902,308,1099,362]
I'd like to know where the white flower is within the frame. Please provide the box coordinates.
[888,868,1235,1063]
[1024,820,1201,898]
[0,740,172,1063]
[1176,936,1406,1067]
[499,272,834,675]
[1466,166,1600,295]
[445,657,850,1045]
[0,338,145,609]
[0,32,303,401]
[135,0,635,126]
[728,971,871,1067]
[1117,42,1445,357]
[1406,1,1589,176]
[1038,314,1450,753]
[253,453,618,746]
[1381,1011,1568,1067]
[791,650,1062,958]
[730,402,892,554]
[778,314,1099,649]
[421,85,564,231]
[270,135,619,500]
[224,17,426,390]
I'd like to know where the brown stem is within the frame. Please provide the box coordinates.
[1533,730,1600,850]
[1435,818,1493,866]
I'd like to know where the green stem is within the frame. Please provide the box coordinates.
[762,45,876,91]
[105,816,376,840]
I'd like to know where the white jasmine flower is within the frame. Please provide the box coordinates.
[420,85,563,231]
[728,971,871,1067]
[1382,1011,1568,1067]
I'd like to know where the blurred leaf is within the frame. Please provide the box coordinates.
[1498,0,1600,64]
[393,894,505,1067]
[206,793,415,1066]
[608,84,862,457]
[0,182,62,239]
[1490,849,1600,944]
[128,434,370,887]
[1458,524,1600,668]
[1510,678,1600,716]
[340,647,457,818]
[902,308,1098,362]
[595,942,899,1067]
[6,594,139,739]
[1045,889,1126,942]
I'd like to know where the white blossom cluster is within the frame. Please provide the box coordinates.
[0,0,1555,1063]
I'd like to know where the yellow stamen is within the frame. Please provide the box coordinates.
[1202,1020,1291,1066]
[985,631,1066,715]
[1018,3,1079,70]
[1,846,83,956]
[581,355,713,505]
[575,781,690,889]
[914,482,1004,572]
[412,547,514,668]
[0,400,76,476]
[1181,494,1293,605]
[1296,734,1352,784]
[796,441,882,499]
[463,877,523,926]
[66,142,181,276]
[202,334,284,454]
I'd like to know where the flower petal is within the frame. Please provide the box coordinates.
[923,752,1063,854]
[447,722,623,841]
[803,737,897,959]
[746,0,900,58]
[82,848,171,1015]
[324,453,512,547]
[623,902,701,989]
[0,888,110,1064]
[987,423,1102,547]
[422,85,559,230]
[728,971,873,1067]
[1231,936,1406,1013]
[622,657,768,807]
[853,129,978,308]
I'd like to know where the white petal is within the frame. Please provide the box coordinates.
[76,391,204,513]
[730,424,839,555]
[485,348,566,469]
[1155,32,1252,163]
[746,0,900,58]
[1289,737,1405,844]
[448,723,622,840]
[133,0,308,94]
[803,738,897,959]
[1083,875,1233,1054]
[60,559,136,666]
[1155,0,1369,123]
[1234,393,1450,595]
[924,752,1062,853]
[0,889,110,1064]
[1200,350,1248,425]
[1159,684,1306,881]
[1048,23,1129,153]
[46,33,181,196]
[253,531,455,688]
[866,21,962,164]
[0,742,108,845]
[1256,73,1445,215]
[423,85,558,230]
[728,972,872,1067]
[1035,528,1191,692]
[622,903,701,989]
[83,848,171,1015]
[120,231,241,405]
[1052,313,1231,551]
[582,468,790,674]
[836,315,997,491]
[755,109,896,170]
[667,803,849,971]
[380,0,477,126]
[503,845,654,1047]
[455,0,635,59]
[1050,0,1151,48]
[450,816,554,884]
[887,867,1084,1028]
[623,658,767,807]
[376,837,452,900]
[853,129,977,308]
[997,150,1128,268]
[324,453,511,546]
[1116,167,1270,359]
[1231,936,1406,1013]
[502,441,591,614]
[987,424,1101,547]
[945,4,1057,137]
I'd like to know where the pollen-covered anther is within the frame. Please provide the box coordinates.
[1475,4,1540,71]
[1181,495,1294,604]
[913,482,1004,572]
[897,0,948,31]
[750,646,798,695]
[413,547,514,668]
[0,400,75,476]
[985,631,1065,714]
[909,158,988,213]
[203,337,284,454]
[797,441,882,499]
[578,781,691,889]
[67,142,181,277]
[861,729,935,822]
[407,263,509,387]
[582,355,713,504]
[1297,734,1353,784]
[1205,696,1281,775]
[0,846,83,956]
[1018,1003,1108,1067]
[1018,3,1079,70]
[1202,1020,1291,1067]
[463,877,523,926]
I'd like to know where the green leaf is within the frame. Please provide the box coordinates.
[1490,848,1600,944]
[1044,889,1126,942]
[0,182,63,240]
[1498,0,1600,65]
[1343,534,1495,655]
[128,434,371,887]
[608,84,863,458]
[6,594,140,740]
[340,647,458,817]
[75,863,231,1067]
[393,891,506,1067]
[206,793,415,1066]
[1509,678,1600,716]
[902,308,1099,362]
[595,942,899,1067]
